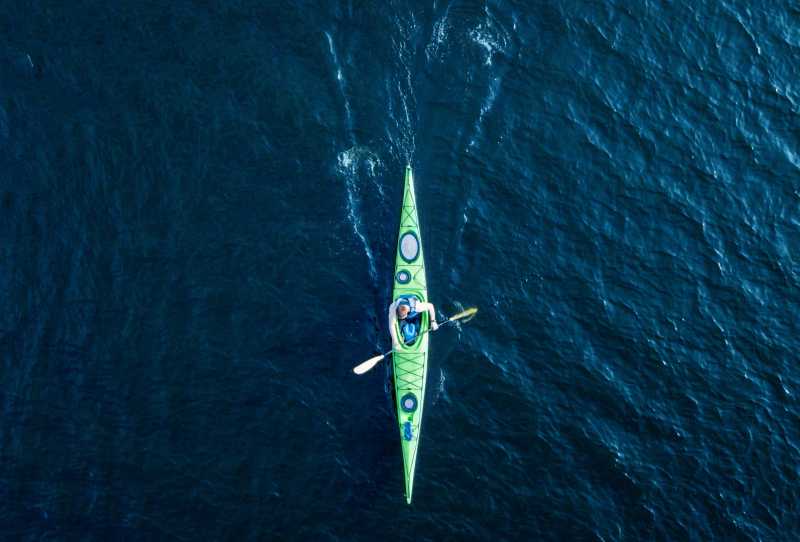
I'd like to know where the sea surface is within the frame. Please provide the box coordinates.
[2,1,800,540]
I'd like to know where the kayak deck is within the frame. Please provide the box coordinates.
[392,165,429,504]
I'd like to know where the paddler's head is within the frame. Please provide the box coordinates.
[397,304,410,320]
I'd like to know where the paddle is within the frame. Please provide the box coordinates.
[353,307,478,375]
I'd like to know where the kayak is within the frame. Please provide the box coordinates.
[392,165,430,504]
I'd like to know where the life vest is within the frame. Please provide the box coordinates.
[401,320,419,343]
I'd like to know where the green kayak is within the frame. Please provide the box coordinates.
[392,165,430,504]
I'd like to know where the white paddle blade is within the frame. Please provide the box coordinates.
[353,354,386,375]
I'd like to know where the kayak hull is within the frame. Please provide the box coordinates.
[392,165,429,505]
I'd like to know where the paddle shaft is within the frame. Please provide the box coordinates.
[379,315,454,358]
[353,307,477,374]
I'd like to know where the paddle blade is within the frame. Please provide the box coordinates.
[449,307,478,323]
[353,353,386,375]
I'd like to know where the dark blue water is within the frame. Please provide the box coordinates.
[2,1,800,540]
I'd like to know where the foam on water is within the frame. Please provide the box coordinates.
[336,146,384,280]
[325,31,354,136]
[470,75,502,148]
[465,6,516,149]
[425,1,453,64]
[326,31,385,280]
[468,6,510,67]
[386,12,418,163]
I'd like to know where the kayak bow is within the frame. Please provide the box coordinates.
[392,165,429,504]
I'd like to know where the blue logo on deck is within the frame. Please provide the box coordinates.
[403,421,413,441]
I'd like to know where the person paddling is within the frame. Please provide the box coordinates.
[388,295,438,350]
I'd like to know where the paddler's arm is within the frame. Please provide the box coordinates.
[388,301,401,349]
[416,301,439,331]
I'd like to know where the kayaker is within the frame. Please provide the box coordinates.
[389,295,438,349]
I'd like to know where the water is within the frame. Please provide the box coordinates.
[2,1,799,540]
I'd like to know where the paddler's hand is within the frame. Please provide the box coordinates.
[431,321,439,331]
[392,339,401,351]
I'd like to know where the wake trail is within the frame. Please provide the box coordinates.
[386,11,418,164]
[325,31,354,138]
[325,31,381,282]
[467,5,515,149]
